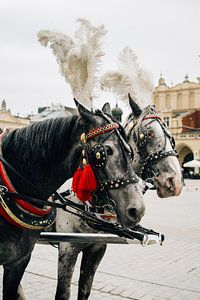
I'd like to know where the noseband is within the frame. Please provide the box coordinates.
[128,106,178,179]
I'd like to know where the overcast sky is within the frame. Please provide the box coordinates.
[1,0,200,116]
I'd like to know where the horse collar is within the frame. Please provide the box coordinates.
[0,136,56,230]
[0,161,56,230]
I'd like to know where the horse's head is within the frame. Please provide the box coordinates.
[75,100,145,228]
[125,96,183,198]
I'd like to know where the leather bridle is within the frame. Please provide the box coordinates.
[126,106,178,180]
[83,110,138,191]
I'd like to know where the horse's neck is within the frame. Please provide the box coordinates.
[2,116,82,198]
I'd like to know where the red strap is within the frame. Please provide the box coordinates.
[0,162,51,217]
[142,115,161,121]
[86,123,119,140]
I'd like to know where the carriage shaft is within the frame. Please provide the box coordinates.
[39,232,161,246]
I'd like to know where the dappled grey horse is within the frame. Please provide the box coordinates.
[53,99,183,300]
[0,100,145,300]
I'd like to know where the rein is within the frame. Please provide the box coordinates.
[0,123,164,242]
[0,185,164,244]
[0,114,136,230]
[0,155,114,230]
[0,176,163,244]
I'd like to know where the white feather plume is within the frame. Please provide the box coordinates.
[100,47,154,108]
[38,19,107,109]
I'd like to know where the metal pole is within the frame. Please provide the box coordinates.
[39,232,163,246]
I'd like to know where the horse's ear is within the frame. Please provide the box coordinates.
[102,102,111,115]
[128,94,142,117]
[74,98,94,120]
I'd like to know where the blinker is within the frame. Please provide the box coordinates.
[91,143,107,168]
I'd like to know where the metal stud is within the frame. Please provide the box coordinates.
[82,158,87,167]
[140,133,145,139]
[96,152,101,159]
[80,133,87,144]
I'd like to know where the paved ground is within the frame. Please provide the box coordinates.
[0,179,200,299]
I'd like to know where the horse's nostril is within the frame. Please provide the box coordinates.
[166,177,174,190]
[127,207,138,220]
[126,204,145,224]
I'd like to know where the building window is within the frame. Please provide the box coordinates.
[189,92,194,107]
[154,95,159,110]
[166,94,170,109]
[177,93,182,109]
[164,117,170,127]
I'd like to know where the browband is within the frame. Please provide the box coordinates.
[86,123,119,140]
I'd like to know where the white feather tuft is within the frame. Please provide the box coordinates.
[37,19,107,109]
[100,71,129,101]
[100,47,154,108]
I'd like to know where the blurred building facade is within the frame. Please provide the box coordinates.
[0,100,30,130]
[30,103,77,123]
[0,101,77,130]
[153,75,200,176]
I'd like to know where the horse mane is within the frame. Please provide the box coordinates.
[2,115,80,166]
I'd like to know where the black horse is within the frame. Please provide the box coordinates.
[0,100,145,300]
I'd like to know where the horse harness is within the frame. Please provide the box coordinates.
[0,114,137,231]
[127,105,178,180]
[82,110,137,191]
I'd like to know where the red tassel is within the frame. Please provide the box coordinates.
[76,164,97,201]
[72,167,83,193]
[78,164,97,191]
[77,190,92,202]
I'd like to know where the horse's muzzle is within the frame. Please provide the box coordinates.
[155,175,183,198]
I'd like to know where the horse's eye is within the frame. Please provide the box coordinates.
[148,130,154,138]
[105,146,113,155]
